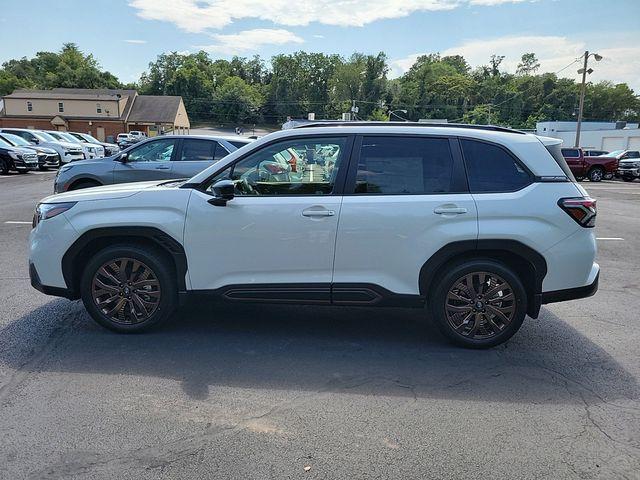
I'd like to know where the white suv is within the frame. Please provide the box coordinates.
[29,123,599,348]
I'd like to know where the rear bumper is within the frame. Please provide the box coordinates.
[541,270,599,305]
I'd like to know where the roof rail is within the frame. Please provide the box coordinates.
[291,121,527,135]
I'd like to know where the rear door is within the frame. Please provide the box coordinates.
[171,138,227,178]
[332,135,477,297]
[113,138,178,184]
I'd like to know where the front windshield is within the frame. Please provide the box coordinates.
[80,133,101,143]
[607,150,624,157]
[1,133,29,146]
[0,137,12,148]
[58,132,80,143]
[35,131,58,142]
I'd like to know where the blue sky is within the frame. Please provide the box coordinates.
[1,0,639,89]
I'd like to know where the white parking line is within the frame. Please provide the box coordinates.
[596,237,624,241]
[4,221,31,225]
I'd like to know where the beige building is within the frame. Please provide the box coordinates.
[0,88,191,141]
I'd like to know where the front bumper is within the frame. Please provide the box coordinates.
[29,262,75,299]
[618,168,640,177]
[39,154,61,168]
[61,152,85,163]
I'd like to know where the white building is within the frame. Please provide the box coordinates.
[536,121,640,151]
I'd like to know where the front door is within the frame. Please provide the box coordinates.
[96,127,105,142]
[113,138,177,184]
[184,136,352,300]
[333,135,478,296]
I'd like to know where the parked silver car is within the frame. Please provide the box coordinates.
[45,130,104,159]
[54,135,253,192]
[67,132,120,156]
[0,128,84,163]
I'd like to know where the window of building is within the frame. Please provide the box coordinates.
[354,136,455,194]
[461,139,532,193]
[96,103,102,114]
[58,102,64,113]
[26,101,33,112]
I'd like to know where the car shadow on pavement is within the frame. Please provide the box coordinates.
[1,298,637,406]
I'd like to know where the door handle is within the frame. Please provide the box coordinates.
[434,206,467,215]
[155,165,171,170]
[302,208,335,217]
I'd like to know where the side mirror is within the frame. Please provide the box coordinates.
[116,152,128,163]
[208,180,235,207]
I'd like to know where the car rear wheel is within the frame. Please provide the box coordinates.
[588,167,604,182]
[80,244,177,333]
[0,159,9,175]
[429,259,527,348]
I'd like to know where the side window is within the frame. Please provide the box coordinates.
[214,143,229,161]
[206,137,348,196]
[354,136,454,194]
[127,139,175,163]
[461,139,531,193]
[180,139,215,162]
[561,148,580,158]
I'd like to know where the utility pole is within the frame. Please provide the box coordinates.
[575,50,603,147]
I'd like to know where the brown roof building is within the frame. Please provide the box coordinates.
[0,88,190,141]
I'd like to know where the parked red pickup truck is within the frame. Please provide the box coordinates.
[561,147,618,182]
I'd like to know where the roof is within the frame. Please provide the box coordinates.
[127,96,183,124]
[5,88,137,101]
[294,121,526,135]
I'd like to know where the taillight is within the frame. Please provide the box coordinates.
[558,197,596,227]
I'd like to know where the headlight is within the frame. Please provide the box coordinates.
[8,151,21,160]
[32,202,77,228]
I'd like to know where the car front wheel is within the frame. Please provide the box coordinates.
[80,244,177,333]
[588,167,604,182]
[429,260,527,348]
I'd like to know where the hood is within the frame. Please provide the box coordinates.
[40,180,165,204]
[100,142,119,148]
[1,145,37,156]
[30,146,58,154]
[50,141,82,150]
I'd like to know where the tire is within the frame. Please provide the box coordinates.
[0,159,9,175]
[69,179,101,191]
[576,176,584,182]
[622,176,635,182]
[428,259,527,349]
[80,244,177,333]
[17,170,28,174]
[588,167,604,182]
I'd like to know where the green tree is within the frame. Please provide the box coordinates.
[516,53,540,76]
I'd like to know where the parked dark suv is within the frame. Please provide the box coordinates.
[0,136,39,174]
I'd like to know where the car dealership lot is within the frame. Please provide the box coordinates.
[0,174,639,479]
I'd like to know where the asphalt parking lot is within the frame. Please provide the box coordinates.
[0,171,639,479]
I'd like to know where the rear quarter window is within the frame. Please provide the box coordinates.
[461,139,532,193]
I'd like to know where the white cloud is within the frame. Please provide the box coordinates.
[196,28,304,55]
[313,34,325,39]
[129,0,524,32]
[124,39,147,44]
[390,34,640,91]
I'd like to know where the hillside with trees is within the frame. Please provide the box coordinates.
[1,44,638,128]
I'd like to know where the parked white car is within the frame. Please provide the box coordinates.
[29,123,598,348]
[45,130,104,159]
[0,128,84,163]
[129,130,147,142]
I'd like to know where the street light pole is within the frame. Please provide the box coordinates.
[575,51,589,148]
[574,50,602,148]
